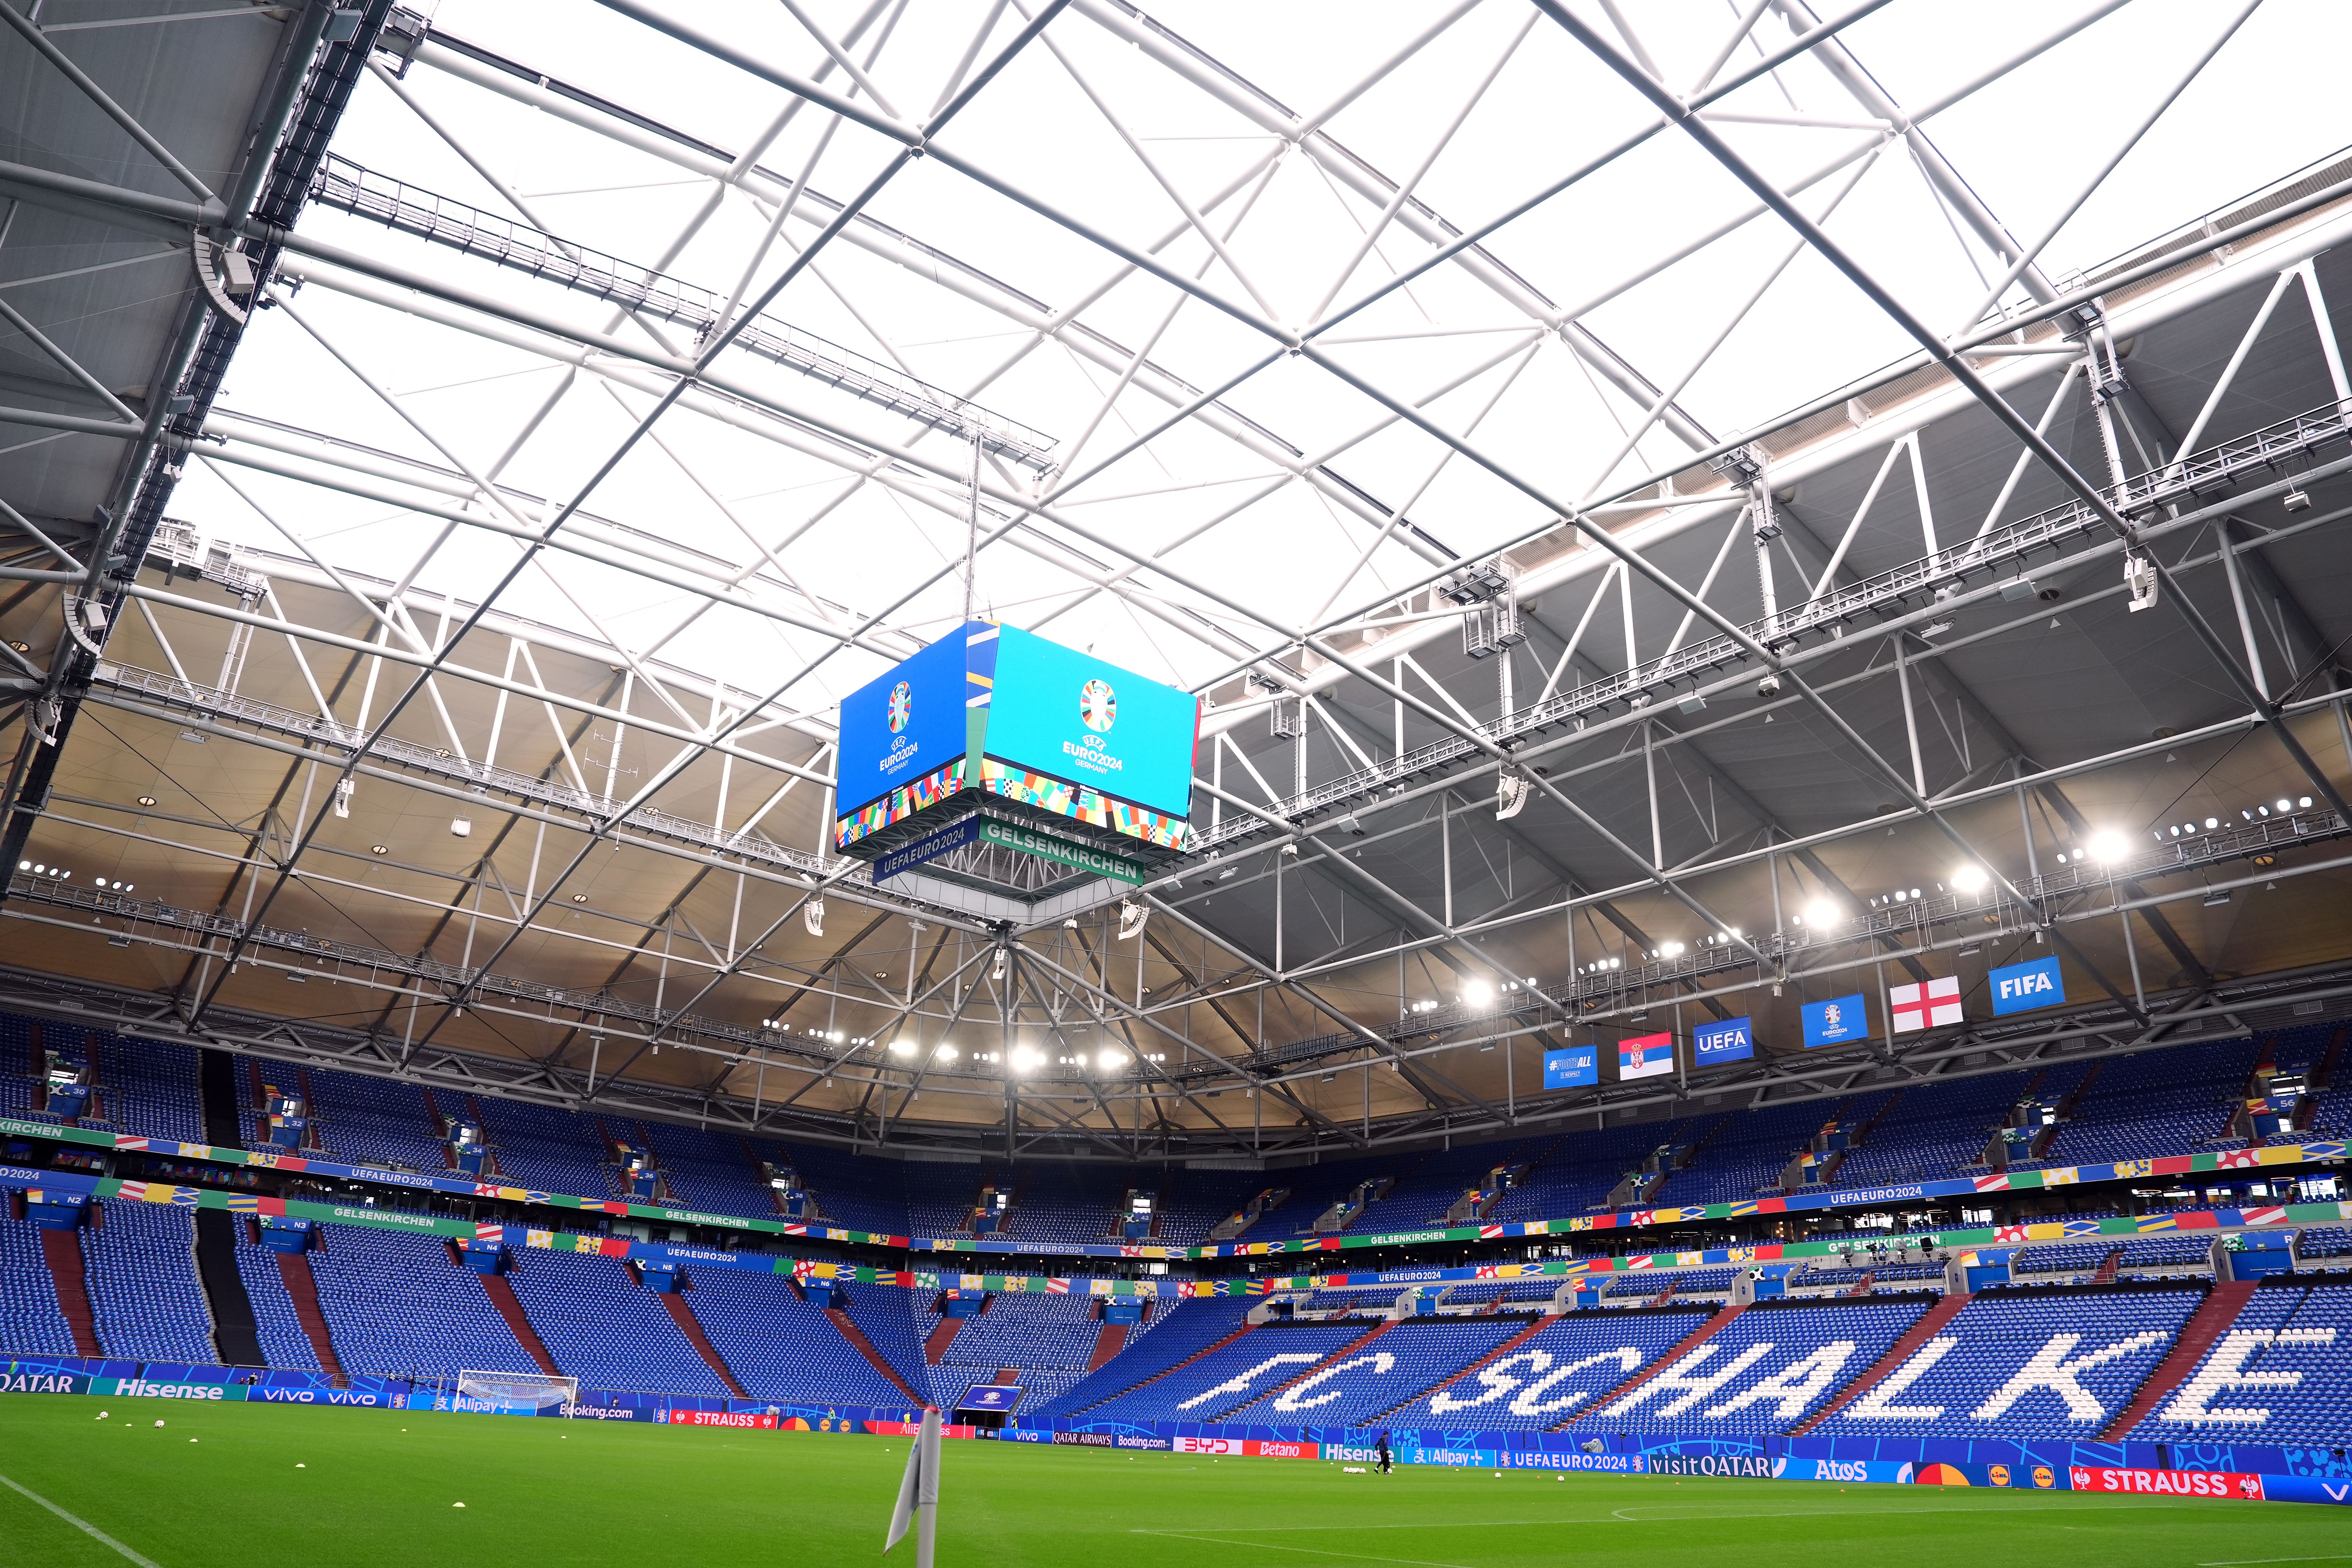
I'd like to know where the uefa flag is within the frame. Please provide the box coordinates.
[1890,976,1962,1033]
[1617,1032,1675,1080]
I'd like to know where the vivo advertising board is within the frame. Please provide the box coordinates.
[1691,1016,1754,1066]
[984,625,1198,818]
[835,630,970,816]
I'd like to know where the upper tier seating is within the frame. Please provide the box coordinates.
[1812,1286,2203,1441]
[292,1065,442,1169]
[2122,1281,2350,1444]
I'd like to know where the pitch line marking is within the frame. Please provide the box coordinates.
[0,1471,164,1568]
[1134,1528,1472,1568]
[2199,1558,2352,1565]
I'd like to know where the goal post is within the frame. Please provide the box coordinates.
[456,1369,578,1414]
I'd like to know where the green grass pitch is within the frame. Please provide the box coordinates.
[0,1394,2343,1568]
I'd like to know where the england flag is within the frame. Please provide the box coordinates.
[1890,975,1962,1033]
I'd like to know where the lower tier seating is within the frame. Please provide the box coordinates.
[1811,1286,2204,1441]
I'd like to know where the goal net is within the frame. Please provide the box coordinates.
[457,1369,578,1412]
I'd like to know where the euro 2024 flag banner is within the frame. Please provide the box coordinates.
[1617,1032,1675,1080]
[1890,975,1962,1033]
[1692,1015,1753,1066]
[1543,1045,1598,1089]
[1991,954,2065,1015]
[1802,993,1870,1047]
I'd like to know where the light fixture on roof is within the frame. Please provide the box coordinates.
[1462,978,1494,1008]
[1803,898,1838,927]
[370,844,388,855]
[572,893,589,904]
[332,777,353,819]
[804,899,824,937]
[2087,830,2127,863]
[1949,864,1987,894]
[2123,553,2158,612]
[450,816,471,838]
[136,795,157,808]
[2282,486,2311,512]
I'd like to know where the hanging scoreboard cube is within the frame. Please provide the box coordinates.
[832,622,1200,917]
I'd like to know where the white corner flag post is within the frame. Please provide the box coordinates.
[884,1408,942,1568]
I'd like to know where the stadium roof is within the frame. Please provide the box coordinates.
[5,0,2352,1165]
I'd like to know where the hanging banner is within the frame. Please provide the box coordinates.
[1617,1033,1676,1080]
[1691,1016,1754,1066]
[1991,955,2065,1015]
[1890,977,1962,1033]
[1543,1046,1598,1089]
[1802,993,1870,1047]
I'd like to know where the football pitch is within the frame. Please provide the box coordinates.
[0,1396,2343,1568]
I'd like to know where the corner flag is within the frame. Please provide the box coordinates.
[884,1408,942,1568]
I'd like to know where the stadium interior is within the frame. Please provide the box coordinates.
[1,0,2350,1554]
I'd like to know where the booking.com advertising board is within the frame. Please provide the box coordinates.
[833,621,1199,853]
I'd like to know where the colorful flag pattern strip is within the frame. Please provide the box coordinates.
[0,1112,2339,1265]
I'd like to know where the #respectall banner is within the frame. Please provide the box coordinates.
[1543,1045,1598,1089]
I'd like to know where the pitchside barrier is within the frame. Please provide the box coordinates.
[5,1352,2344,1505]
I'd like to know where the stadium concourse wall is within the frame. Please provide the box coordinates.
[3,1112,2340,1265]
[5,1158,2350,1295]
[3,1350,2345,1508]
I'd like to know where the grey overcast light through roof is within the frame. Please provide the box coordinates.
[174,0,2352,704]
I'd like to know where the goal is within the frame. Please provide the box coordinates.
[456,1369,579,1413]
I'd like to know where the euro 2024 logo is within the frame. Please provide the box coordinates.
[1079,678,1116,733]
[887,681,911,734]
[1821,1001,1845,1032]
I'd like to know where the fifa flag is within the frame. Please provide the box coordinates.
[1617,1032,1675,1080]
[1890,976,1962,1033]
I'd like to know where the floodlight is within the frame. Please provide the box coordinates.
[1096,1049,1126,1071]
[1803,899,1839,927]
[1462,978,1494,1007]
[2088,831,2127,862]
[1950,864,1987,893]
